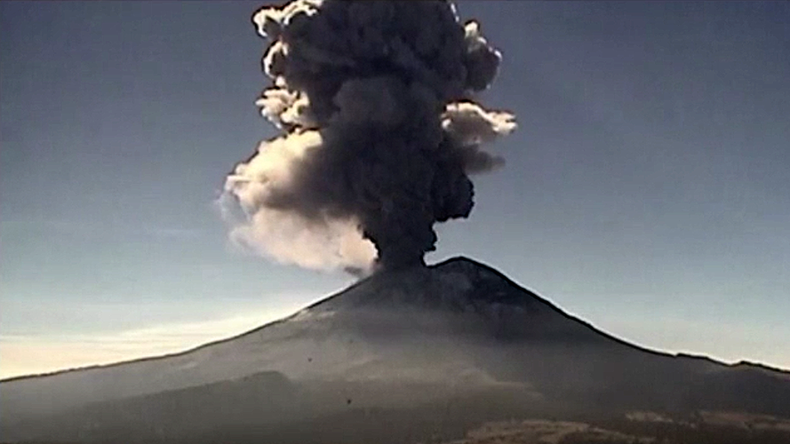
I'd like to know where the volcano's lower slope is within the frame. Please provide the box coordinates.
[1,257,788,443]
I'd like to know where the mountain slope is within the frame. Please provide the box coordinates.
[1,257,788,443]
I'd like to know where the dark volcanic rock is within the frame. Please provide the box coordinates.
[1,256,788,443]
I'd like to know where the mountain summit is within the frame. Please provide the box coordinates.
[2,257,789,443]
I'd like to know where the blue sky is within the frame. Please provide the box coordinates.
[1,1,788,378]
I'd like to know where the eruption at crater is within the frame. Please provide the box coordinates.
[221,0,516,273]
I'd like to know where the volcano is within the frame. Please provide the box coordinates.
[2,257,789,444]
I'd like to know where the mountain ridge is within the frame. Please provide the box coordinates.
[2,256,786,384]
[2,256,790,444]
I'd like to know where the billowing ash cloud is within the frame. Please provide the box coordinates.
[220,0,516,273]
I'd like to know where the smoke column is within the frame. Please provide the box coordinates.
[221,0,516,273]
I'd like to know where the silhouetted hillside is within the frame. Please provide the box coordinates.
[2,257,788,443]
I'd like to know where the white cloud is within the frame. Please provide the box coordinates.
[0,307,301,380]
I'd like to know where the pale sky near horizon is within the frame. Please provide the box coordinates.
[1,1,789,379]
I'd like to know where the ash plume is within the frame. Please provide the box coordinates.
[221,0,516,273]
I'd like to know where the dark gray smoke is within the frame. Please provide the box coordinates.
[221,0,515,272]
